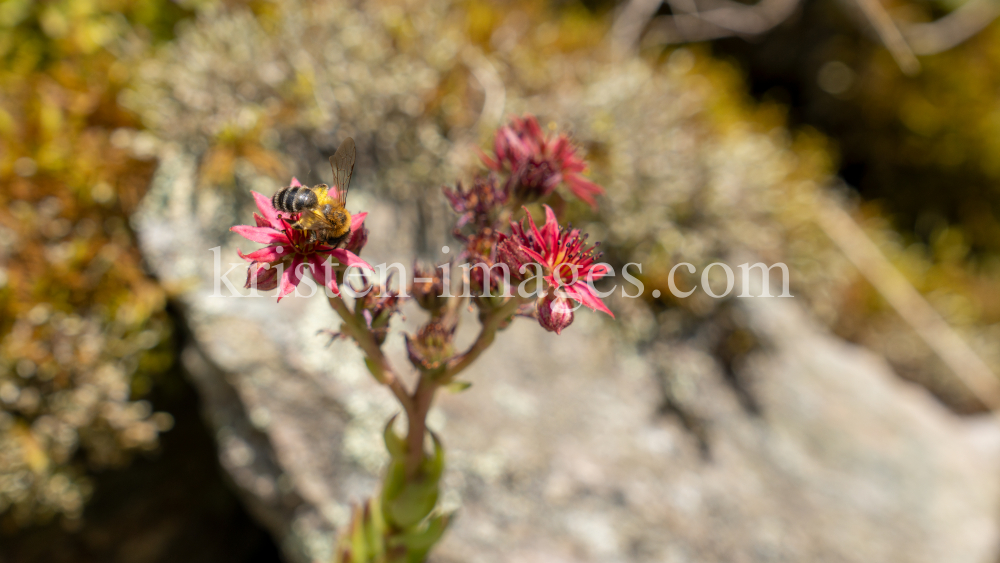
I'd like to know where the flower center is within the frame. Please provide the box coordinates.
[278,214,328,255]
[548,228,599,286]
[553,262,580,286]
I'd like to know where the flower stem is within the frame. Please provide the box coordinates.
[330,293,525,480]
[404,295,525,475]
[328,295,414,414]
[444,295,526,379]
[405,374,438,476]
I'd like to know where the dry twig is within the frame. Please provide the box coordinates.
[610,0,670,58]
[851,0,921,75]
[463,47,506,134]
[812,192,1000,411]
[902,0,1000,55]
[616,0,998,73]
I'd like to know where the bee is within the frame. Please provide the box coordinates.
[272,137,357,247]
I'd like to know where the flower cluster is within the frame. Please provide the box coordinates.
[443,175,507,300]
[229,116,613,563]
[442,174,508,233]
[231,179,371,300]
[439,116,613,331]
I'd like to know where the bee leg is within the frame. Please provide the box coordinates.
[327,232,348,249]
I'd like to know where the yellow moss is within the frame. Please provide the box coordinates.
[0,0,190,527]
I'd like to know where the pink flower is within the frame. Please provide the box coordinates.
[498,205,613,318]
[231,178,373,301]
[481,115,604,209]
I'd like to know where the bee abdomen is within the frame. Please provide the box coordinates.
[272,186,318,213]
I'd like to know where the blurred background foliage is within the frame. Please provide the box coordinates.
[4,0,1000,556]
[697,0,1000,412]
[0,0,192,529]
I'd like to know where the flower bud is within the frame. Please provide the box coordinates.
[443,174,507,231]
[405,321,456,373]
[466,257,510,311]
[356,277,402,345]
[496,234,529,282]
[537,293,574,335]
[412,262,448,312]
[245,261,280,291]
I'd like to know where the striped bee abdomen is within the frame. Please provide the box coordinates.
[272,186,318,213]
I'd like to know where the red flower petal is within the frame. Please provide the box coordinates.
[531,116,546,137]
[277,255,304,302]
[238,246,283,263]
[543,172,563,190]
[479,148,500,171]
[231,225,289,245]
[251,191,281,227]
[540,205,559,255]
[329,249,374,271]
[523,206,544,247]
[520,246,548,267]
[566,175,603,209]
[290,177,303,188]
[350,212,368,232]
[504,128,530,159]
[309,255,340,295]
[561,282,614,317]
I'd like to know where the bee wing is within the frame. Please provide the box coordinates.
[293,208,336,232]
[329,137,356,207]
